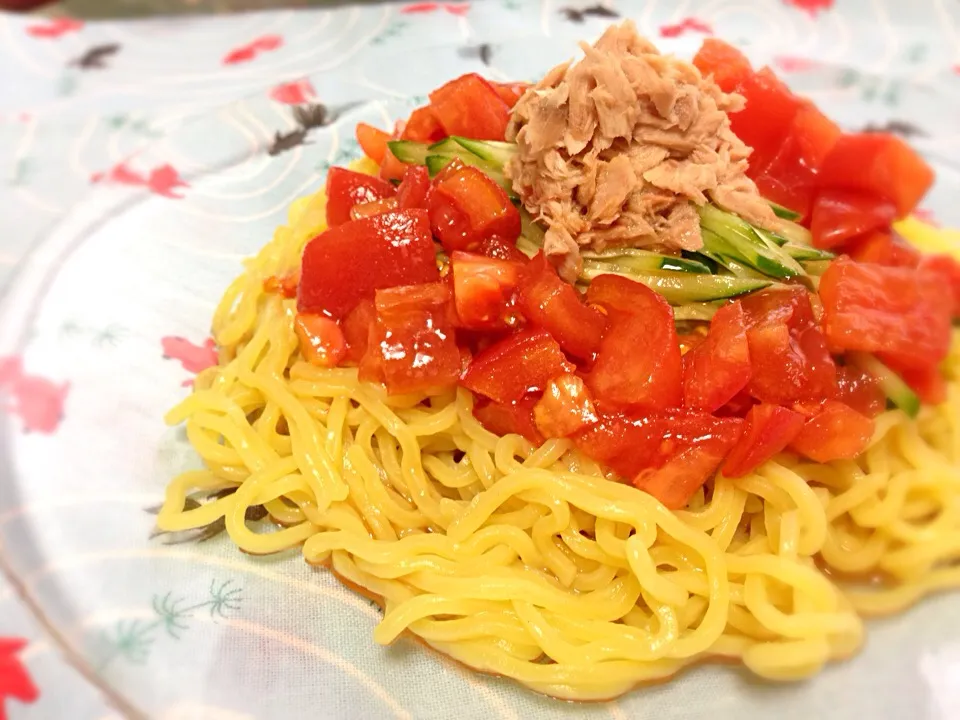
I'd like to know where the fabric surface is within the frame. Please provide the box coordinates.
[2,1,960,718]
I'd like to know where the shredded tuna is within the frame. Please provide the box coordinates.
[506,21,779,281]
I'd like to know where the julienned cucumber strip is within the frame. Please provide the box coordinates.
[848,353,921,418]
[581,248,711,274]
[673,302,722,321]
[386,139,513,193]
[770,220,814,247]
[579,265,772,304]
[783,244,834,261]
[698,207,805,279]
[452,137,517,168]
[769,201,802,221]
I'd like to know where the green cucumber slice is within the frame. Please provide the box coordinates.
[452,137,518,168]
[579,265,772,304]
[783,244,834,261]
[387,140,430,165]
[801,260,832,276]
[581,248,711,274]
[673,302,722,322]
[769,201,802,221]
[773,220,814,247]
[427,138,465,155]
[848,353,921,418]
[698,211,805,279]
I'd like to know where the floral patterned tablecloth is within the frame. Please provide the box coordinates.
[2,1,960,718]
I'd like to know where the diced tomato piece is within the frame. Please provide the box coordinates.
[428,160,521,252]
[730,68,803,171]
[683,301,751,412]
[359,283,460,395]
[379,123,409,183]
[692,38,753,93]
[897,364,947,405]
[721,404,805,478]
[817,133,934,217]
[492,81,531,109]
[843,230,920,267]
[740,286,837,404]
[919,254,960,318]
[473,395,544,445]
[428,73,511,141]
[716,389,756,418]
[298,209,439,318]
[750,104,841,220]
[631,414,743,510]
[449,251,523,329]
[810,189,897,250]
[263,272,299,298]
[461,328,574,405]
[402,106,446,143]
[819,257,952,369]
[350,196,399,221]
[325,167,397,228]
[517,253,605,360]
[342,298,376,364]
[356,122,390,165]
[396,166,431,210]
[533,374,598,439]
[585,275,682,412]
[835,363,887,417]
[788,400,874,463]
[480,236,528,263]
[294,313,347,367]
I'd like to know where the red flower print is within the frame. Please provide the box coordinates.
[401,1,439,11]
[774,55,820,72]
[269,79,317,105]
[444,3,470,15]
[223,35,283,65]
[0,638,38,720]
[91,162,188,199]
[659,17,713,38]
[953,64,960,75]
[783,0,834,17]
[25,18,83,39]
[0,356,69,435]
[162,337,218,385]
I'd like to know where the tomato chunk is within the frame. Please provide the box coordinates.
[692,38,753,93]
[298,209,439,318]
[342,298,376,364]
[428,161,521,253]
[721,404,805,478]
[350,196,399,221]
[359,283,460,395]
[683,301,751,412]
[817,133,934,217]
[819,257,951,369]
[461,328,574,404]
[919,254,960,318]
[449,251,523,329]
[402,106,446,144]
[730,68,802,171]
[379,123,409,183]
[428,73,511,141]
[810,189,897,250]
[356,122,390,165]
[586,275,682,412]
[740,286,837,404]
[835,363,886,418]
[325,167,397,228]
[533,374,598,439]
[788,400,874,463]
[473,395,544,445]
[396,165,431,210]
[481,236,528,263]
[492,81,531,109]
[517,253,606,360]
[843,230,920,268]
[294,314,347,367]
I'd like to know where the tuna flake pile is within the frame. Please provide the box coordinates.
[506,21,779,281]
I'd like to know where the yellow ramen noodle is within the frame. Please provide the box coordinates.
[158,159,960,701]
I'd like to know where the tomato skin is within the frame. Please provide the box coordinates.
[533,374,598,439]
[819,257,952,369]
[897,364,947,405]
[359,283,461,395]
[395,166,431,210]
[817,133,934,217]
[294,313,347,367]
[298,209,440,318]
[721,404,805,478]
[356,122,390,165]
[843,231,920,268]
[683,301,751,412]
[919,254,960,318]
[740,286,837,404]
[517,253,606,360]
[692,38,753,93]
[429,73,511,141]
[379,122,409,182]
[473,395,544,445]
[460,328,575,405]
[810,189,897,250]
[730,68,803,171]
[402,106,446,143]
[788,400,874,463]
[350,196,399,221]
[585,275,682,412]
[342,298,376,364]
[325,167,397,227]
[835,363,887,417]
[449,251,524,330]
[428,161,521,253]
[480,236,528,263]
[492,81,531,109]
